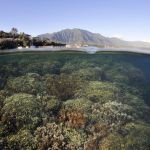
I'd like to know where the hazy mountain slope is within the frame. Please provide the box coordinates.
[38,28,150,48]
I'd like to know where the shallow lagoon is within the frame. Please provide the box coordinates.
[0,51,150,150]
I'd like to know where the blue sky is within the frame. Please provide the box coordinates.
[0,0,150,41]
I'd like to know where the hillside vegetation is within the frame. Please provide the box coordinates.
[39,28,150,49]
[0,28,66,50]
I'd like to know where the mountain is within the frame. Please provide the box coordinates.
[38,28,150,49]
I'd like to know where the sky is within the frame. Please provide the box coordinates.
[0,0,150,42]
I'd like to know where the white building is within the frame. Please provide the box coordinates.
[66,44,82,48]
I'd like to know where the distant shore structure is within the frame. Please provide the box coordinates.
[66,44,82,48]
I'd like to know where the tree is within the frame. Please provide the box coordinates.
[19,32,30,47]
[10,27,18,36]
[0,39,18,50]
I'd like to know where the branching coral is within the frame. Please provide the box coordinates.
[75,81,121,103]
[6,129,35,150]
[24,61,61,75]
[0,52,150,150]
[34,123,69,150]
[123,93,150,123]
[91,101,134,130]
[64,128,87,149]
[0,90,10,110]
[105,62,147,97]
[1,93,42,132]
[46,74,87,101]
[6,73,43,95]
[71,67,106,81]
[99,122,150,150]
[63,98,92,112]
[59,108,87,129]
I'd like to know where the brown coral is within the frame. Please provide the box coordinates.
[34,123,69,150]
[88,122,108,138]
[84,137,98,150]
[59,108,87,129]
[83,122,109,150]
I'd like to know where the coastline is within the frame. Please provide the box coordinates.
[0,46,150,55]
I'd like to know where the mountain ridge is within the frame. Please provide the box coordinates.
[38,28,150,49]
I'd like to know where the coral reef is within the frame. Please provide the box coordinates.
[46,74,86,101]
[0,52,150,149]
[64,128,86,149]
[1,93,42,132]
[71,67,106,81]
[63,98,92,112]
[6,73,43,95]
[59,108,87,129]
[24,61,62,75]
[99,122,150,150]
[34,123,69,150]
[90,101,134,130]
[75,81,121,103]
[6,129,35,150]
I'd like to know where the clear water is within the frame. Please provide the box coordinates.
[0,51,150,150]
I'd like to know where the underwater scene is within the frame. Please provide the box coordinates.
[0,51,150,150]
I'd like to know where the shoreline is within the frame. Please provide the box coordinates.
[0,47,150,55]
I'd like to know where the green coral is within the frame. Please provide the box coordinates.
[46,98,60,111]
[0,52,150,150]
[61,60,95,74]
[0,90,9,110]
[90,101,134,129]
[71,67,105,81]
[1,93,42,132]
[123,122,150,150]
[76,81,121,103]
[105,62,147,97]
[64,128,86,149]
[46,74,86,101]
[99,133,125,150]
[63,98,92,112]
[123,93,150,123]
[24,61,61,75]
[6,129,35,150]
[99,122,150,150]
[34,123,69,150]
[6,73,43,95]
[61,62,78,74]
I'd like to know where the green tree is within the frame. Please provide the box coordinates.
[10,27,18,38]
[19,32,30,47]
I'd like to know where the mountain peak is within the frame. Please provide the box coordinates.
[38,29,150,48]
